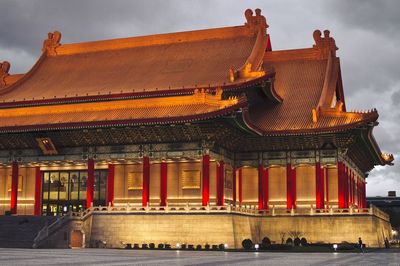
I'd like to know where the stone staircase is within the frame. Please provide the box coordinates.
[0,216,57,248]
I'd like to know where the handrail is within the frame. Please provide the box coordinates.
[32,214,70,248]
[66,203,389,222]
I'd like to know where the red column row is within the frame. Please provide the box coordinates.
[286,163,296,209]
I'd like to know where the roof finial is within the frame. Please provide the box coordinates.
[42,31,62,56]
[244,8,268,33]
[0,61,10,88]
[313,29,338,58]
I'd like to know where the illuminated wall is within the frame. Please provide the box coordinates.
[268,166,287,208]
[326,166,338,207]
[241,167,258,204]
[296,165,316,207]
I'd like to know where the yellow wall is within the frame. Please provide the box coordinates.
[0,168,9,215]
[0,167,35,215]
[327,167,338,207]
[296,165,316,207]
[241,167,258,204]
[268,166,287,207]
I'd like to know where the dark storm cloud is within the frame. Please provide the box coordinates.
[0,0,398,195]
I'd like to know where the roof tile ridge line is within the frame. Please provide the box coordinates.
[230,27,267,82]
[55,25,251,56]
[0,52,47,98]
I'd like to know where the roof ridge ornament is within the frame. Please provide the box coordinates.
[42,31,62,56]
[0,61,10,88]
[313,29,338,58]
[245,8,268,33]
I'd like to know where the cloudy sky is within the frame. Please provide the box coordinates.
[0,0,399,196]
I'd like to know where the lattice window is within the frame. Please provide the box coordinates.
[181,170,201,189]
[127,172,143,190]
[224,169,233,189]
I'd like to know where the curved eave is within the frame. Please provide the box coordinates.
[0,74,269,109]
[0,100,248,134]
[366,127,394,166]
[242,110,379,137]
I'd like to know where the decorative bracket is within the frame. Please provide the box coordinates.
[42,31,62,56]
[244,8,268,33]
[313,29,338,58]
[0,61,10,88]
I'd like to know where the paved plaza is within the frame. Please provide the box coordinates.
[0,248,400,265]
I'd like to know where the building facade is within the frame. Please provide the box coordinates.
[0,9,394,247]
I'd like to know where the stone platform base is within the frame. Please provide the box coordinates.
[69,213,391,248]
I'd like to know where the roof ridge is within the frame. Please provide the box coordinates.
[53,26,255,56]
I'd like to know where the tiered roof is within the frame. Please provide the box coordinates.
[0,8,393,165]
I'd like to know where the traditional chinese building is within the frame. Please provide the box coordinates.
[0,9,394,248]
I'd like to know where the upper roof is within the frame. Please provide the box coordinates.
[0,8,393,165]
[0,12,269,105]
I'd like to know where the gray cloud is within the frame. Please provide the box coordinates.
[0,0,398,196]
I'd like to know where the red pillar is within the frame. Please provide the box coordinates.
[343,166,347,208]
[86,158,94,209]
[357,177,361,208]
[258,165,264,210]
[34,166,42,216]
[286,163,296,209]
[362,180,366,208]
[10,161,19,214]
[202,154,210,206]
[263,167,269,210]
[325,167,329,208]
[350,171,354,206]
[315,162,324,209]
[238,168,243,204]
[258,165,269,210]
[160,161,167,206]
[216,161,224,206]
[142,156,150,207]
[107,164,115,206]
[232,167,237,204]
[337,162,345,208]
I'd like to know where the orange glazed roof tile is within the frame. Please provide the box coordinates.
[0,25,268,104]
[0,90,246,132]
